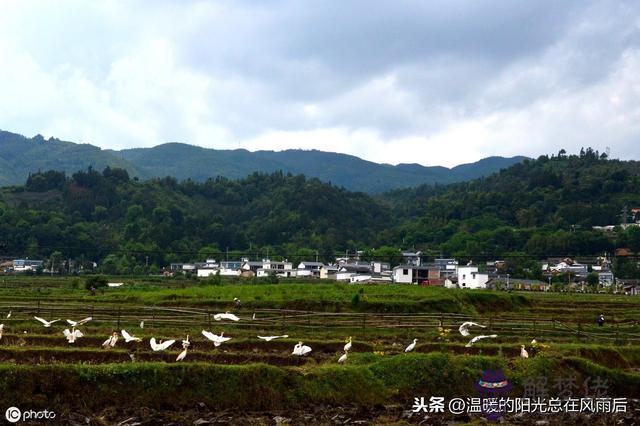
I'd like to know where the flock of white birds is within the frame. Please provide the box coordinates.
[0,311,534,363]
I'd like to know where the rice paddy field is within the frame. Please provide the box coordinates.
[0,276,639,424]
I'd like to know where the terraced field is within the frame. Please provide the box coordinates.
[0,277,639,424]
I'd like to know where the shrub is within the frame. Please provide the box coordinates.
[84,275,108,290]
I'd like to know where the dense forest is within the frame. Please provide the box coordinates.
[2,148,640,276]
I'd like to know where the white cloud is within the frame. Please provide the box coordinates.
[0,0,639,166]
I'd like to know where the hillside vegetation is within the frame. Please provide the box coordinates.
[2,148,640,277]
[0,129,524,192]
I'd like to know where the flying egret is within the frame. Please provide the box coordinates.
[67,317,92,327]
[344,336,352,352]
[34,316,61,327]
[338,351,348,363]
[458,321,487,337]
[176,335,190,361]
[292,341,312,356]
[121,329,142,342]
[202,330,231,347]
[63,327,83,343]
[405,339,418,353]
[465,334,498,348]
[150,337,175,351]
[213,312,240,321]
[520,345,529,358]
[257,335,288,341]
[102,332,118,348]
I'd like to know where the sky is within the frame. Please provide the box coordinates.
[1,1,639,167]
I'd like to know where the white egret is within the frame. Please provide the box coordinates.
[176,335,190,361]
[252,312,256,320]
[121,329,142,343]
[0,324,3,340]
[344,336,352,352]
[140,321,144,329]
[202,330,231,347]
[6,311,11,319]
[292,341,312,356]
[520,345,529,358]
[531,339,537,345]
[338,352,348,363]
[405,339,418,353]
[67,317,92,327]
[102,332,118,348]
[257,335,288,341]
[129,353,136,362]
[176,347,188,362]
[465,334,498,348]
[63,327,83,343]
[213,312,240,321]
[458,321,486,337]
[34,316,60,327]
[150,337,175,351]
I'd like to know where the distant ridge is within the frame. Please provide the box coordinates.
[0,129,527,192]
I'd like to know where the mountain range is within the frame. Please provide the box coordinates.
[0,129,526,192]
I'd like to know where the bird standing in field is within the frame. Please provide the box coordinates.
[0,324,4,341]
[34,316,61,327]
[121,329,142,343]
[63,327,83,343]
[338,351,348,363]
[202,330,231,347]
[102,332,118,348]
[176,335,190,361]
[465,334,498,348]
[344,336,352,352]
[67,317,92,327]
[6,311,11,319]
[292,341,312,356]
[150,337,175,351]
[257,335,288,341]
[140,321,144,329]
[520,344,529,358]
[405,339,418,353]
[458,321,486,337]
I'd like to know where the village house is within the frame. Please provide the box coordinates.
[319,264,339,280]
[196,259,220,277]
[257,259,295,278]
[296,261,324,277]
[455,265,489,289]
[12,259,44,272]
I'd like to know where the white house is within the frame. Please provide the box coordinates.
[456,266,489,289]
[296,261,324,278]
[320,265,339,279]
[219,260,242,276]
[12,259,44,272]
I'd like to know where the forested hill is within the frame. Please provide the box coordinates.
[0,129,525,192]
[3,150,640,276]
[387,149,640,262]
[0,169,392,268]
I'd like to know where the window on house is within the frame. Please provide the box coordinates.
[403,269,409,275]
